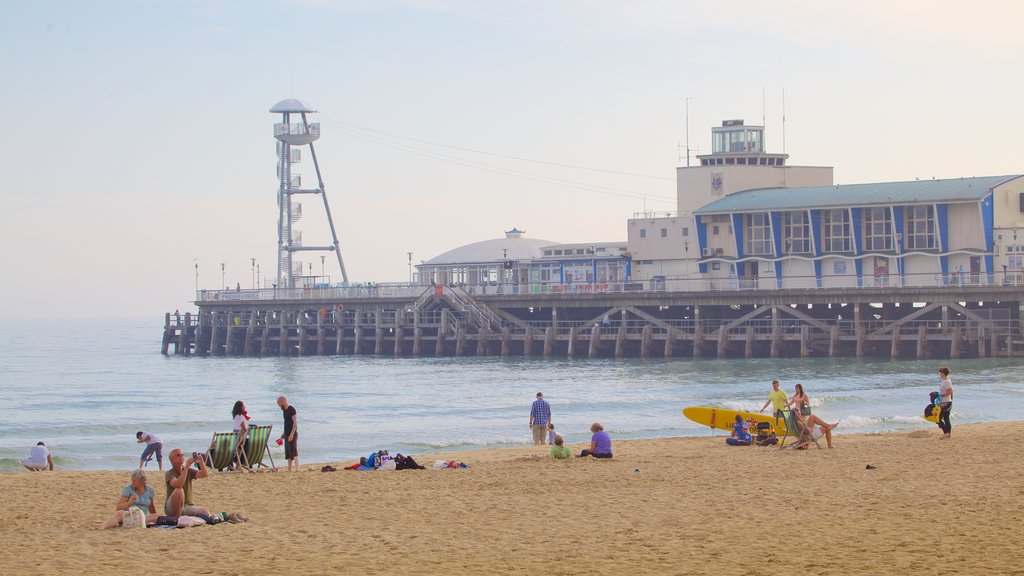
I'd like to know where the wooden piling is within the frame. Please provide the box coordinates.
[501,327,511,358]
[800,325,810,357]
[455,326,465,356]
[181,312,192,356]
[829,325,839,357]
[890,328,900,359]
[412,327,422,356]
[543,327,554,357]
[477,327,489,356]
[567,327,577,357]
[614,323,626,359]
[663,327,675,358]
[693,320,704,358]
[523,327,534,357]
[394,326,404,356]
[588,325,600,359]
[744,325,754,358]
[917,325,927,359]
[949,327,961,358]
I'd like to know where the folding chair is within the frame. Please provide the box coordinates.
[239,424,276,471]
[203,432,240,471]
[778,409,821,449]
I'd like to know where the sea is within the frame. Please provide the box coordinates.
[1,317,1022,472]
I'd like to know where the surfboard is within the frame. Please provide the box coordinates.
[924,405,941,423]
[682,406,787,434]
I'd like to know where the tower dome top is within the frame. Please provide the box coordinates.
[270,98,318,113]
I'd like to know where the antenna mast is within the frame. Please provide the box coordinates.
[685,97,692,167]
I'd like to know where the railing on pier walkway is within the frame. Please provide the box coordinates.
[195,272,1024,303]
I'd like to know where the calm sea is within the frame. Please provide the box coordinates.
[1,318,1022,471]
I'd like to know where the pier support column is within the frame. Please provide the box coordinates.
[829,325,839,357]
[477,327,489,356]
[950,327,961,358]
[374,312,384,356]
[567,327,577,357]
[501,327,511,357]
[664,327,675,358]
[640,325,652,358]
[243,312,256,356]
[855,304,865,357]
[353,325,362,355]
[800,325,810,357]
[278,313,287,357]
[717,327,727,358]
[393,325,404,356]
[181,312,192,356]
[990,327,999,359]
[455,326,465,356]
[524,327,534,357]
[693,320,704,358]
[614,321,627,359]
[162,313,171,355]
[917,325,927,359]
[977,324,986,357]
[210,313,222,356]
[588,325,600,358]
[335,316,345,355]
[412,327,422,357]
[316,312,325,356]
[744,326,754,358]
[543,327,555,358]
[890,327,900,359]
[435,325,445,356]
[296,323,305,356]
[770,306,780,358]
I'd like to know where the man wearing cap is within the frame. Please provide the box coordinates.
[136,430,163,471]
[529,392,552,445]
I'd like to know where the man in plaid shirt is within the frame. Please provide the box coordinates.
[529,392,552,445]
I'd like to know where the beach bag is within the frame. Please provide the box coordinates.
[122,507,146,529]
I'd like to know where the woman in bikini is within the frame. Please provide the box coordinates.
[787,383,839,448]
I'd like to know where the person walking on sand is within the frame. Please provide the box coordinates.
[937,367,954,439]
[136,430,164,471]
[759,379,788,424]
[277,396,299,472]
[21,441,53,471]
[529,392,552,445]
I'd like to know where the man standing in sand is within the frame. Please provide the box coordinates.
[759,380,788,424]
[277,396,299,472]
[165,448,210,517]
[529,392,552,445]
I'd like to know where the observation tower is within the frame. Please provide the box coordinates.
[271,98,349,288]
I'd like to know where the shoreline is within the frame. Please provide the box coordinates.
[2,422,1022,575]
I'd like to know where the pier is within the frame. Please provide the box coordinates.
[163,278,1024,359]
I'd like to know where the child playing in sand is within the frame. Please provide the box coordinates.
[549,435,572,459]
[547,423,556,445]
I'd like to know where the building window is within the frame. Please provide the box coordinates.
[595,247,606,253]
[639,229,647,239]
[543,250,552,256]
[745,213,772,255]
[905,205,936,249]
[863,207,893,251]
[660,228,667,238]
[783,211,811,254]
[712,225,720,235]
[553,250,562,256]
[682,227,689,237]
[576,249,586,255]
[823,209,851,252]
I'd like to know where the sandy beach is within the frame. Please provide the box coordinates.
[1,422,1021,575]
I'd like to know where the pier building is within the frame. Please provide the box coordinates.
[164,107,1024,359]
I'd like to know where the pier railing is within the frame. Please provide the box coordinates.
[195,271,1024,302]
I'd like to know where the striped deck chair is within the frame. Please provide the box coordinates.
[203,432,240,471]
[239,424,276,471]
[778,409,821,449]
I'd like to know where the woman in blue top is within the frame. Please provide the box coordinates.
[726,415,752,446]
[579,422,613,458]
[98,469,159,529]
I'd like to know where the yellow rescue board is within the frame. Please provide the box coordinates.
[924,405,941,423]
[682,406,787,434]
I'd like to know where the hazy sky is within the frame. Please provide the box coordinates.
[2,0,1022,319]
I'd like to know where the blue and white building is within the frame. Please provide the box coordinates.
[694,175,1024,289]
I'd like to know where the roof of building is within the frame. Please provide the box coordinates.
[695,175,1022,214]
[424,231,558,265]
[270,98,318,113]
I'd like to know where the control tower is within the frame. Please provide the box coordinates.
[271,98,348,288]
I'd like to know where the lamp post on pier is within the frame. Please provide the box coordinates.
[195,262,199,293]
[407,252,413,284]
[251,258,256,289]
[220,263,225,290]
[320,255,326,283]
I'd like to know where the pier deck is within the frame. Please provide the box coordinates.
[163,284,1024,359]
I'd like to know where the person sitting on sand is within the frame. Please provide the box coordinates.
[549,434,572,459]
[165,448,210,517]
[578,423,612,458]
[725,415,752,446]
[99,469,160,529]
[21,441,53,471]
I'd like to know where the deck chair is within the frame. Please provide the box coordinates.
[239,424,276,471]
[203,432,240,471]
[778,409,821,449]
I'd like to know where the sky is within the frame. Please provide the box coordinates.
[1,0,1022,319]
